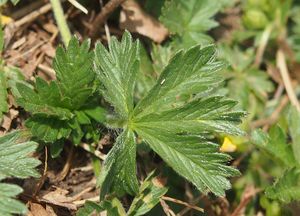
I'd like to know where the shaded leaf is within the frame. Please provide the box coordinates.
[266,167,300,203]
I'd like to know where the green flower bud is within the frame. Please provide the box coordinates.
[243,9,269,30]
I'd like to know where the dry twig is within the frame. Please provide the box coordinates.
[162,196,204,213]
[230,185,261,216]
[160,199,176,216]
[254,24,273,67]
[89,0,127,38]
[33,147,48,197]
[276,49,300,112]
[55,145,74,182]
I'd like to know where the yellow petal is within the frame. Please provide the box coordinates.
[220,137,237,152]
[1,15,13,25]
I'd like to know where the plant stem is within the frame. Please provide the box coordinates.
[50,0,71,46]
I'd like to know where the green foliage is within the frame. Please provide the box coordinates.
[252,106,300,204]
[98,129,139,198]
[95,31,245,198]
[77,198,127,216]
[242,0,293,31]
[265,168,300,203]
[0,131,40,216]
[220,45,273,116]
[95,32,139,120]
[160,0,221,49]
[78,172,167,216]
[16,37,105,150]
[252,125,296,168]
[127,172,168,216]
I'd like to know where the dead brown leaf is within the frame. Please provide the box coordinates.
[41,187,70,203]
[1,108,19,131]
[120,0,168,43]
[28,203,49,216]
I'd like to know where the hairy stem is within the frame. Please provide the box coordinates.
[50,0,71,46]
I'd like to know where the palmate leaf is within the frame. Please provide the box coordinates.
[266,167,300,203]
[160,0,221,48]
[0,131,41,216]
[95,32,244,198]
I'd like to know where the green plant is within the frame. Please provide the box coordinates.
[16,37,105,157]
[95,31,245,199]
[77,171,168,216]
[252,105,300,203]
[160,0,221,49]
[219,45,274,120]
[0,131,40,216]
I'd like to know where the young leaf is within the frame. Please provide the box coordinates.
[16,37,102,148]
[127,172,168,216]
[265,167,300,203]
[160,0,221,48]
[252,125,297,168]
[0,131,41,216]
